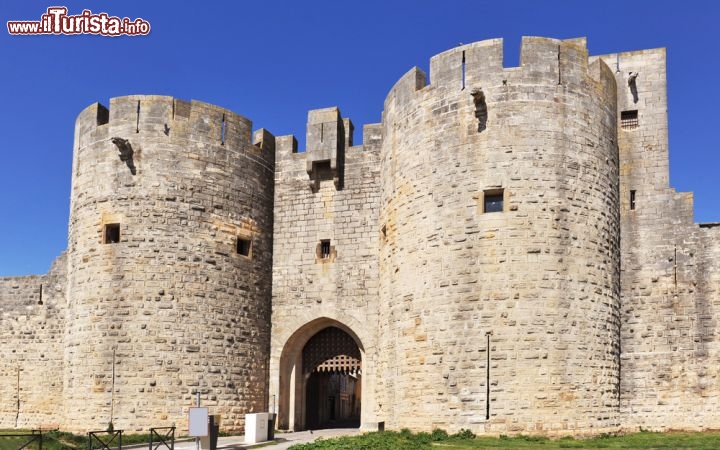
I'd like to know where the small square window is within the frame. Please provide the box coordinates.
[103,223,120,244]
[237,238,252,257]
[320,240,331,259]
[621,110,638,130]
[483,190,504,213]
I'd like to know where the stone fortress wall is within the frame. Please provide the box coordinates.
[1,37,719,436]
[377,37,620,434]
[594,49,720,430]
[0,255,66,429]
[268,108,382,431]
[0,96,276,433]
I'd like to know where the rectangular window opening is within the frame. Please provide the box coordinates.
[320,239,331,259]
[621,110,638,130]
[236,237,252,257]
[630,190,636,210]
[483,189,504,213]
[104,223,120,244]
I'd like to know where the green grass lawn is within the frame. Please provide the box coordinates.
[287,429,720,450]
[0,430,166,450]
[0,432,44,450]
[0,431,77,450]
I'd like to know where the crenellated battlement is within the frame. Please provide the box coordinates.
[428,38,503,89]
[384,36,616,114]
[275,107,370,191]
[75,95,263,156]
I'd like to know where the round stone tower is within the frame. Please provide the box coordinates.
[377,37,620,435]
[64,95,274,432]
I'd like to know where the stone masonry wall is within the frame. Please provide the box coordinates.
[269,113,381,430]
[596,49,720,431]
[2,37,720,438]
[377,37,620,435]
[0,253,66,429]
[63,96,274,433]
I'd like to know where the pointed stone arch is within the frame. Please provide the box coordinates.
[274,317,366,431]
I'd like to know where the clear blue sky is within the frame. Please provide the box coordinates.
[0,0,718,276]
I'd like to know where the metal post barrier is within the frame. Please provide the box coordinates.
[149,427,175,450]
[88,430,122,450]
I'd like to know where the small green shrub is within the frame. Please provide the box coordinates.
[430,428,449,441]
[414,431,432,444]
[517,434,549,442]
[451,428,476,440]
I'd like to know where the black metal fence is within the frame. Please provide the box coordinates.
[2,426,176,450]
[87,430,122,450]
[148,427,175,450]
[0,430,43,450]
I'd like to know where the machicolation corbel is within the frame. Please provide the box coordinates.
[111,137,137,175]
[628,72,639,103]
[628,72,638,86]
[470,88,488,132]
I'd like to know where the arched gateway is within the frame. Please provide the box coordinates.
[277,319,364,431]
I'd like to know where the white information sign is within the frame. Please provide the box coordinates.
[188,407,209,437]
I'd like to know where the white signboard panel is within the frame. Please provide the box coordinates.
[189,407,209,436]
